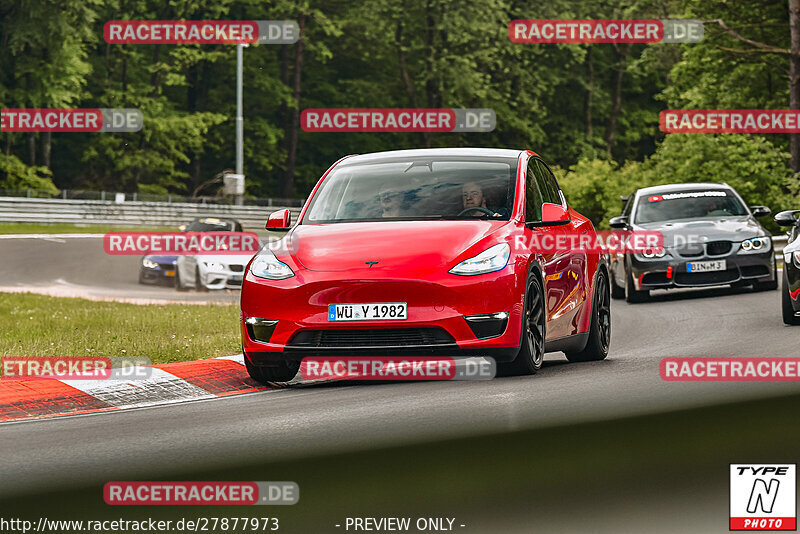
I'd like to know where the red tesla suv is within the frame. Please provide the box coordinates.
[241,148,610,382]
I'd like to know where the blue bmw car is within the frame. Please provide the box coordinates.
[139,254,178,286]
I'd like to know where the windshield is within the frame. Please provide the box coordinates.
[634,189,748,224]
[186,219,235,231]
[302,157,518,223]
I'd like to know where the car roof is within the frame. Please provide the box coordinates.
[634,182,732,196]
[338,148,526,165]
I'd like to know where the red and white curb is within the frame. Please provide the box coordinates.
[0,354,275,423]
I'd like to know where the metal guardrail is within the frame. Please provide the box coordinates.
[0,197,303,232]
[0,189,305,207]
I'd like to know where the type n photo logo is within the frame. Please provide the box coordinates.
[730,464,796,530]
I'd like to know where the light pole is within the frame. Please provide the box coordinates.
[234,42,246,205]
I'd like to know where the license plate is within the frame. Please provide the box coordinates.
[687,260,726,273]
[164,270,175,277]
[328,303,407,321]
[231,275,241,281]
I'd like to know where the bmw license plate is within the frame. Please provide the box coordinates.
[164,270,175,277]
[686,260,726,273]
[231,275,241,281]
[329,303,407,321]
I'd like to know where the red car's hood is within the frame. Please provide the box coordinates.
[287,221,508,272]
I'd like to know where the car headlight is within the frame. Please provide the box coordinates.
[794,251,800,269]
[639,248,667,259]
[450,243,510,276]
[739,236,771,254]
[142,258,158,269]
[203,261,225,271]
[249,252,294,280]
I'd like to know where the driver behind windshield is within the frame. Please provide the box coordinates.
[461,181,508,217]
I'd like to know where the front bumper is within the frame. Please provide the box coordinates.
[630,249,774,290]
[200,265,246,289]
[139,265,176,285]
[240,265,526,366]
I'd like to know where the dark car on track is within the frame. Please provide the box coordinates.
[775,209,800,325]
[240,148,611,383]
[138,254,178,286]
[609,182,777,303]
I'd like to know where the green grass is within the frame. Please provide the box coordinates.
[0,223,176,234]
[0,292,240,364]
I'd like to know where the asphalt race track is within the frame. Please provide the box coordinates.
[1,236,799,532]
[0,235,243,304]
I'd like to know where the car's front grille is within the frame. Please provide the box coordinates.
[228,265,245,272]
[674,269,738,286]
[227,278,243,286]
[706,241,732,256]
[288,328,455,348]
[158,263,174,270]
[675,244,704,258]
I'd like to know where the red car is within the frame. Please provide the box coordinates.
[241,148,610,382]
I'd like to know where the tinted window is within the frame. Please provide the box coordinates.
[303,156,517,223]
[535,160,561,205]
[525,160,545,222]
[634,189,747,224]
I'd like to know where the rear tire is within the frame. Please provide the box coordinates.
[625,266,649,303]
[782,270,800,325]
[498,271,545,376]
[244,352,299,383]
[566,270,611,362]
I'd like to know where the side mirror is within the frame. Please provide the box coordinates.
[750,206,771,218]
[774,209,800,227]
[266,209,292,231]
[609,216,629,229]
[527,203,571,227]
[620,195,631,203]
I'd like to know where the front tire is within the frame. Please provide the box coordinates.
[195,265,209,292]
[782,270,800,325]
[753,256,778,291]
[498,272,545,376]
[625,265,649,303]
[175,265,190,291]
[244,352,299,383]
[566,270,611,362]
[610,269,625,300]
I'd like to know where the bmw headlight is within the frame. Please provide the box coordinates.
[249,252,294,280]
[450,243,510,276]
[739,236,771,254]
[639,248,667,260]
[141,258,158,269]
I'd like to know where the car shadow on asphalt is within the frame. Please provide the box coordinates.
[627,284,758,304]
